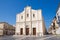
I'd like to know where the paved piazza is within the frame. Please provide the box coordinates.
[0,35,60,40]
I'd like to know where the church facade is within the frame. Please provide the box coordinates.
[15,6,47,36]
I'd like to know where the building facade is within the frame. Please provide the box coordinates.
[15,6,47,36]
[48,4,60,35]
[0,22,15,35]
[56,5,60,27]
[48,17,59,34]
[56,4,60,34]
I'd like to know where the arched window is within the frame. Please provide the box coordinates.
[27,14,29,17]
[58,16,60,22]
[21,16,23,19]
[33,14,35,18]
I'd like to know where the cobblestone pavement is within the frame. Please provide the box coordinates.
[0,35,60,40]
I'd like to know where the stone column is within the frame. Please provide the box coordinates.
[23,27,25,35]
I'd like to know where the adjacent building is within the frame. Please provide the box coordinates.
[15,6,47,36]
[0,22,15,35]
[48,4,60,35]
[56,4,60,34]
[48,17,59,34]
[56,4,60,27]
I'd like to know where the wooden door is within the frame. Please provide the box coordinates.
[33,28,36,35]
[26,28,29,35]
[20,28,23,35]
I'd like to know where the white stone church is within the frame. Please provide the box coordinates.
[15,6,47,36]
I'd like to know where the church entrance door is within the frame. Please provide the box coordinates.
[33,28,36,35]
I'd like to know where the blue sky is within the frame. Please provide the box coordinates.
[0,0,60,29]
